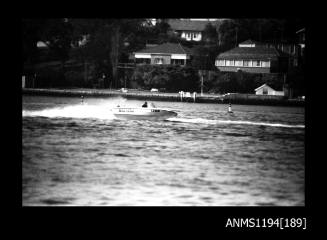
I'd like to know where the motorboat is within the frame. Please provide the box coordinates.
[111,107,177,120]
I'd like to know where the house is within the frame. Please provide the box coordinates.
[167,19,222,42]
[215,39,289,73]
[254,83,284,96]
[37,41,49,48]
[133,42,193,65]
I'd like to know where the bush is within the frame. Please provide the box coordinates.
[64,71,84,87]
[36,67,65,88]
[287,68,305,96]
[208,70,284,94]
[261,73,283,90]
[131,65,199,92]
[131,65,287,94]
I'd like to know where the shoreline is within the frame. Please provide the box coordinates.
[22,88,305,107]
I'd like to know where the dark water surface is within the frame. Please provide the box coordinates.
[22,96,305,206]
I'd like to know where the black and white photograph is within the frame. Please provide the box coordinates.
[22,18,305,207]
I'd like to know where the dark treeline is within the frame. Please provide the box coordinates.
[22,18,304,94]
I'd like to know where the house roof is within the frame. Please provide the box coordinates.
[296,28,305,34]
[238,39,262,45]
[254,84,276,92]
[254,83,284,92]
[135,43,193,55]
[216,46,284,60]
[167,19,220,32]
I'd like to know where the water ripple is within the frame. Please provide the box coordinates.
[22,97,304,206]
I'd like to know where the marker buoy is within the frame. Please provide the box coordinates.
[228,103,233,113]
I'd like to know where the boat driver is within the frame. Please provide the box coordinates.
[142,101,148,108]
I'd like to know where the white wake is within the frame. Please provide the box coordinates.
[22,102,119,120]
[23,102,304,129]
[167,118,305,129]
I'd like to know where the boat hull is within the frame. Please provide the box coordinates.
[111,107,177,120]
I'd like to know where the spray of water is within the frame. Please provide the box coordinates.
[23,105,114,119]
[22,98,128,120]
[23,98,304,129]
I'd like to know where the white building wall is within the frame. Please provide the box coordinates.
[192,32,202,41]
[239,44,255,47]
[181,31,202,41]
[171,54,188,59]
[185,33,192,41]
[135,53,152,58]
[255,87,284,96]
[255,88,264,95]
[255,86,274,95]
[216,59,271,68]
[273,91,285,96]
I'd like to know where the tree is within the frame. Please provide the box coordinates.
[191,44,219,71]
[70,19,146,88]
[218,20,239,50]
[22,19,48,68]
[131,65,199,92]
[42,19,73,70]
[218,19,304,49]
[154,19,171,44]
[202,23,218,44]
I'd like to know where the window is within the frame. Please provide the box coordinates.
[216,60,225,66]
[154,58,164,64]
[235,60,243,66]
[192,33,198,40]
[261,61,270,67]
[254,60,261,67]
[136,58,150,64]
[243,60,250,67]
[172,59,184,65]
[263,87,268,95]
[226,60,234,66]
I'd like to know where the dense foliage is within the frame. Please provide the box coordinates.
[132,65,199,92]
[204,70,285,94]
[22,18,304,95]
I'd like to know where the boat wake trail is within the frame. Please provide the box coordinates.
[23,104,117,120]
[23,104,304,129]
[167,118,305,129]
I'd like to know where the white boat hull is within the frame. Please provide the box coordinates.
[111,107,177,120]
